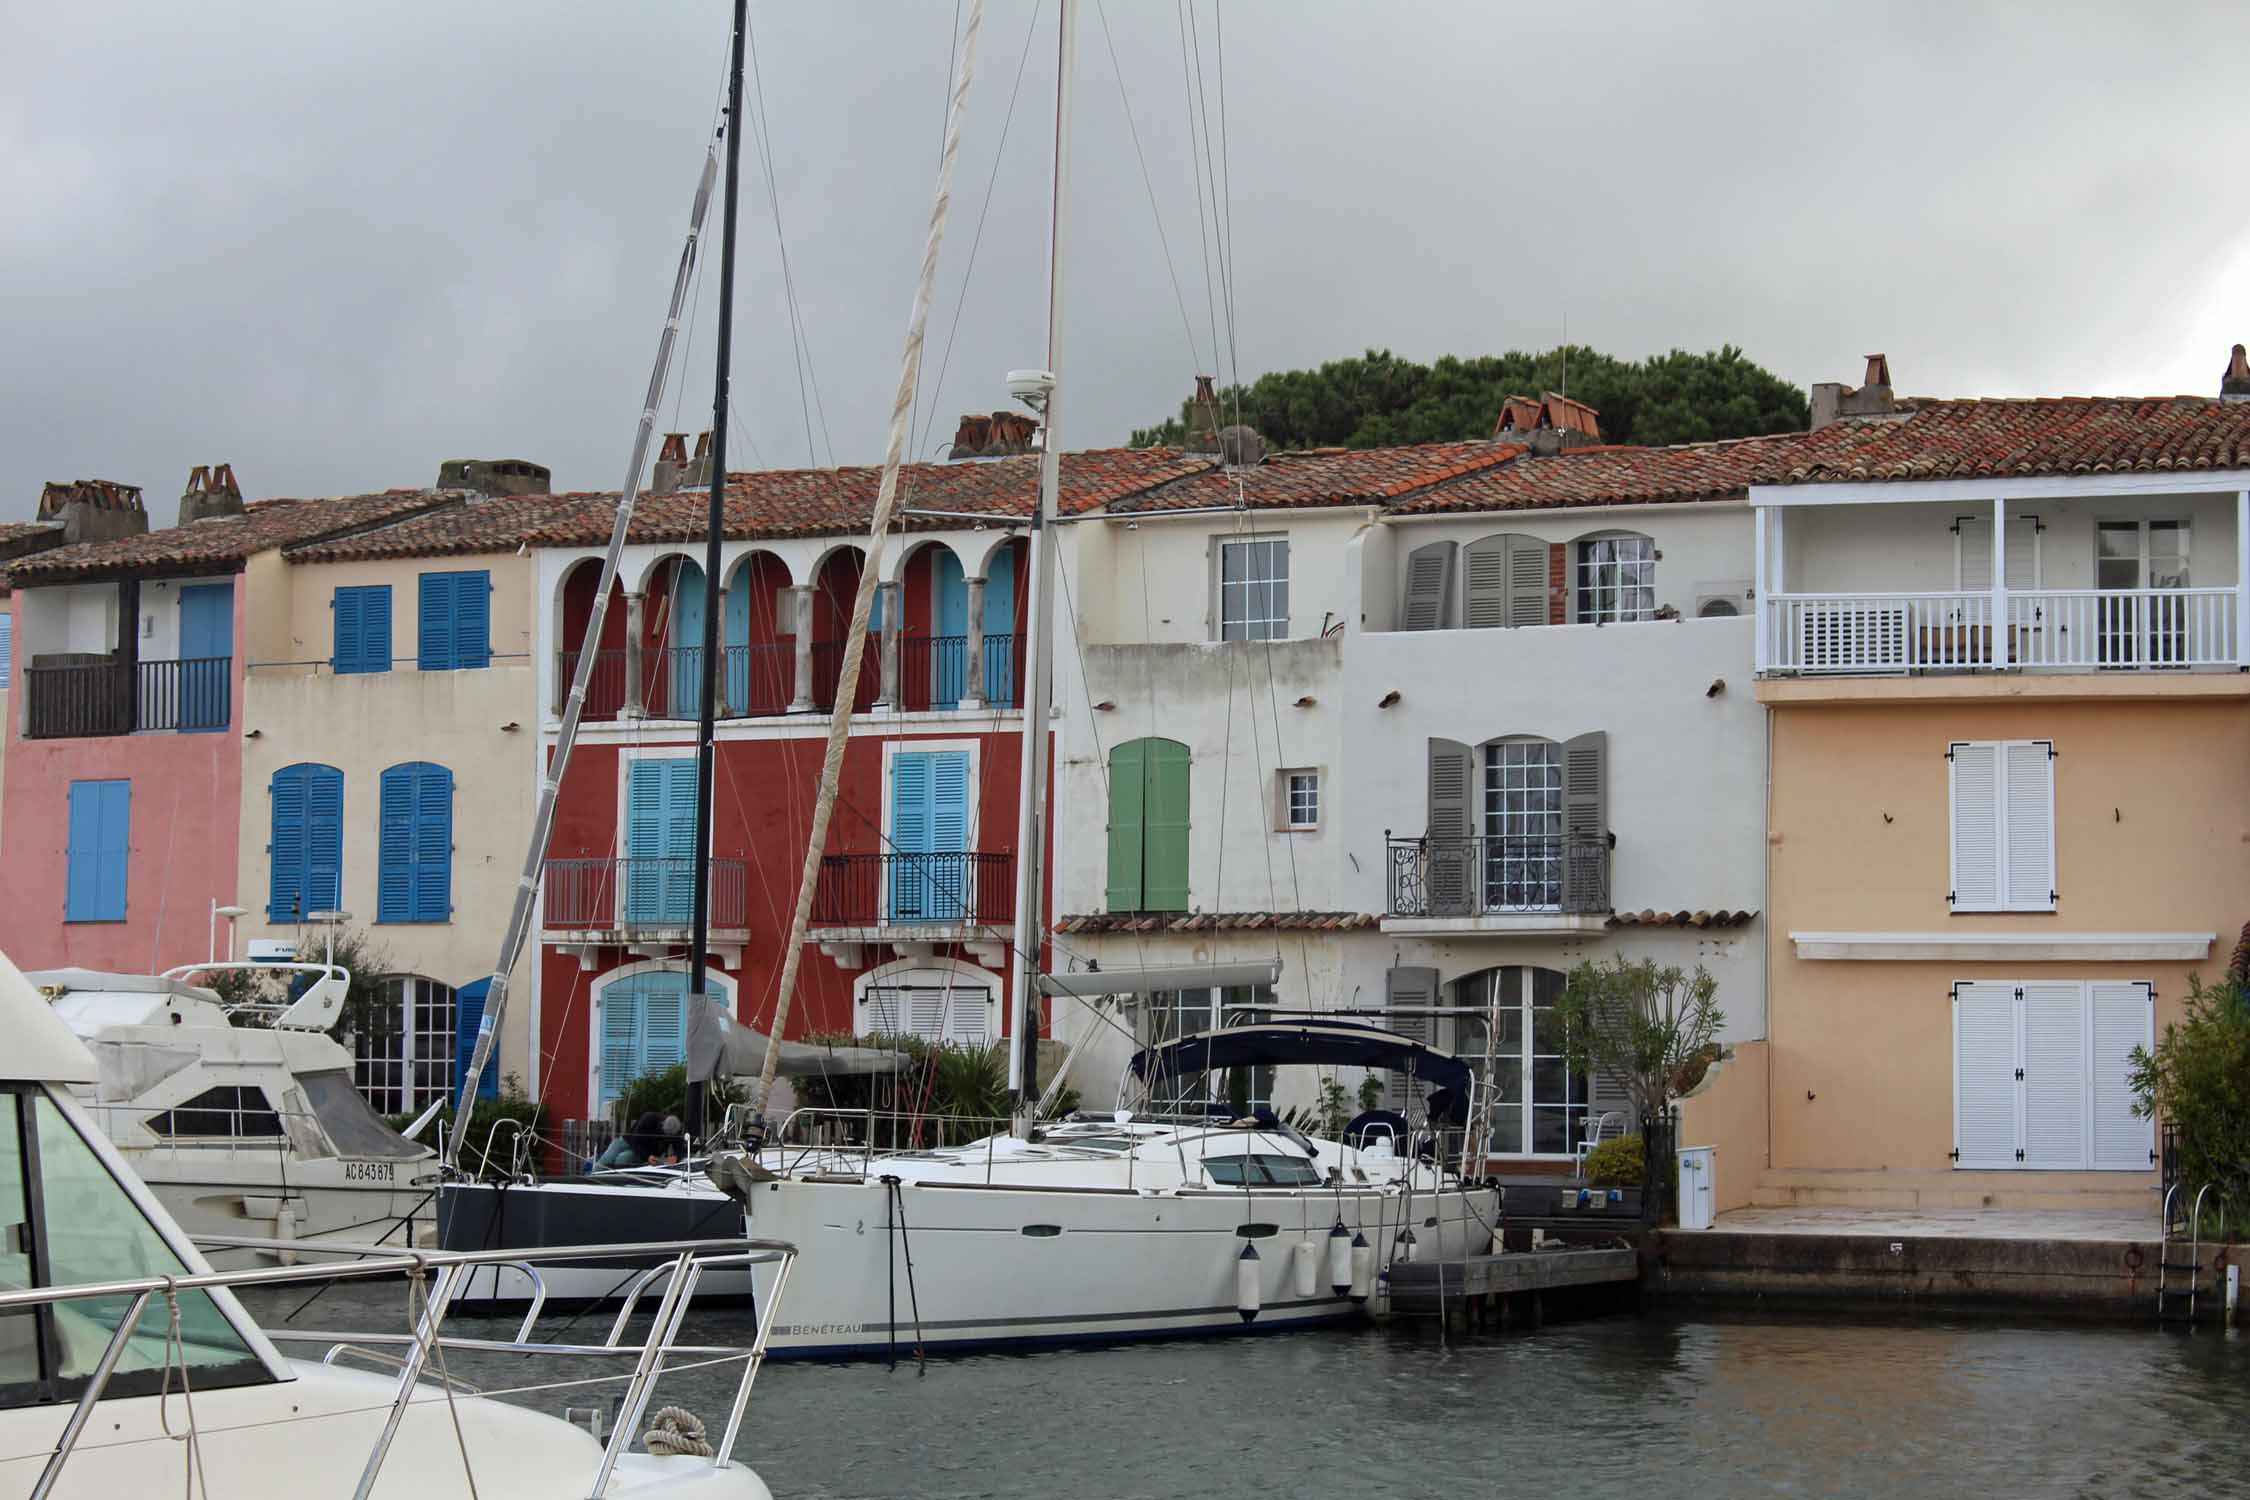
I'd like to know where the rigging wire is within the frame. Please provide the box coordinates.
[741,4,835,467]
[912,0,1045,461]
[1094,0,1203,373]
[1175,0,1223,385]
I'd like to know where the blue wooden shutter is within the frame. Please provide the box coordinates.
[418,573,454,670]
[599,988,642,1111]
[306,765,344,913]
[624,759,665,923]
[642,974,689,1075]
[415,763,453,921]
[456,570,491,669]
[454,977,499,1100]
[66,780,129,921]
[333,586,393,674]
[268,766,309,921]
[377,764,414,922]
[930,751,970,919]
[890,752,934,919]
[660,758,699,921]
[932,552,967,708]
[982,548,1018,706]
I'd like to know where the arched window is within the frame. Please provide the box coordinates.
[855,962,995,1046]
[377,762,453,923]
[1105,738,1190,913]
[1573,531,1654,622]
[594,966,732,1112]
[1696,596,1739,618]
[1422,733,1608,915]
[268,763,343,922]
[1446,966,1634,1157]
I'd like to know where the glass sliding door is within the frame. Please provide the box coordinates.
[2096,519,2189,666]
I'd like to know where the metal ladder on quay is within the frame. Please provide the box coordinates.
[2156,1183,2222,1325]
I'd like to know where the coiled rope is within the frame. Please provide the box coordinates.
[643,1406,714,1458]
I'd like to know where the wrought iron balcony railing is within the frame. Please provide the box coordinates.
[1386,833,1612,918]
[812,850,1014,927]
[541,856,748,931]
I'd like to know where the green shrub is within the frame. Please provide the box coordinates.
[2131,975,2250,1234]
[1583,1133,1645,1188]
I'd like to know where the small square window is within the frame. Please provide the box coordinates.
[1279,768,1319,830]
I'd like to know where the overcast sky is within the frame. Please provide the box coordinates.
[6,1,2250,513]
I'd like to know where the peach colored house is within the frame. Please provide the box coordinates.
[1682,359,2250,1221]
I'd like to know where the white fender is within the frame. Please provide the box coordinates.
[1327,1219,1352,1296]
[1292,1238,1318,1299]
[1348,1230,1373,1302]
[1236,1243,1262,1323]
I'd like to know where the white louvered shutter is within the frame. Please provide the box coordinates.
[1953,982,2019,1169]
[1400,541,1455,631]
[2088,982,2154,1171]
[906,987,947,1042]
[1957,515,2040,589]
[945,987,990,1047]
[2002,741,2056,911]
[2019,982,2087,1168]
[863,987,903,1036]
[1949,743,2000,911]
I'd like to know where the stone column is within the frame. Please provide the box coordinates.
[621,591,646,718]
[962,574,987,709]
[786,586,815,712]
[876,581,901,710]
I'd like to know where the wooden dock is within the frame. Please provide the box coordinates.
[1387,1245,1640,1327]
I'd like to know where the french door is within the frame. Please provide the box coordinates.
[1953,980,2152,1170]
[2095,519,2189,666]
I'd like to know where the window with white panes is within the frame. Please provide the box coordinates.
[1574,534,1654,623]
[1218,538,1289,641]
[1452,966,1589,1157]
[352,975,457,1115]
[1281,769,1319,830]
[1142,986,1275,1112]
[1483,739,1562,910]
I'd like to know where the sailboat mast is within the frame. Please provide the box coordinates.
[688,0,750,1140]
[1009,0,1076,1133]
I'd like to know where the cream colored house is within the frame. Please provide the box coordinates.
[234,491,564,1112]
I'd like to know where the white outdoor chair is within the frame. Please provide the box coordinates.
[1574,1110,1628,1178]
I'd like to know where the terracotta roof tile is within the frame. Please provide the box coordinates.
[1389,433,1808,515]
[1778,396,2250,484]
[6,490,459,585]
[285,491,579,563]
[1110,440,1524,514]
[525,449,1216,548]
[1602,909,1758,930]
[1054,911,1379,935]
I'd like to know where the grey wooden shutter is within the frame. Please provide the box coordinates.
[1426,738,1476,916]
[1507,536,1548,627]
[1383,966,1437,1110]
[1463,534,1548,628]
[1560,731,1608,913]
[1400,541,1455,631]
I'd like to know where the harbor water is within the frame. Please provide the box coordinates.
[239,1286,2250,1499]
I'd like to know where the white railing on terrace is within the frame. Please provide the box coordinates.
[1765,587,2240,673]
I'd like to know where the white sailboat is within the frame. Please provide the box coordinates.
[0,946,796,1498]
[31,962,432,1266]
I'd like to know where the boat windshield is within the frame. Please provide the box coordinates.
[295,1069,427,1159]
[3,1087,268,1407]
[1202,1153,1323,1187]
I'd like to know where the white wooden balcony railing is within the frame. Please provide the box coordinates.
[1763,587,2240,674]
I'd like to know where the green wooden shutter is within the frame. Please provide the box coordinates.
[1105,740,1146,912]
[1142,739,1191,912]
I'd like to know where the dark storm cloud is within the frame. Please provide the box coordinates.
[5,0,2248,509]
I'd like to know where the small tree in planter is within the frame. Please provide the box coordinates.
[1552,956,1724,1128]
[2130,974,2250,1234]
[1553,957,1722,1220]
